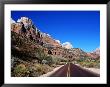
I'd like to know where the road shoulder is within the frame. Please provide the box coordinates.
[40,65,64,77]
[75,64,100,74]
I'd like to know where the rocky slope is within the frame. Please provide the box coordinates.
[11,17,100,61]
[41,33,62,48]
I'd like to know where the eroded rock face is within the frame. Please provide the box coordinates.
[11,23,22,33]
[11,17,62,48]
[42,34,62,48]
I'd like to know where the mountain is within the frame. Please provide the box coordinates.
[11,17,99,60]
[11,17,61,47]
[87,48,100,59]
[92,48,100,55]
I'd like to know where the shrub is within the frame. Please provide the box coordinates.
[77,57,100,68]
[45,56,53,66]
[28,63,52,76]
[12,64,29,77]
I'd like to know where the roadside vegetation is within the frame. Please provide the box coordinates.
[75,57,100,68]
[11,55,68,77]
[11,31,68,77]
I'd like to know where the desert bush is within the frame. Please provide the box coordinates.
[28,64,43,76]
[50,56,68,65]
[77,57,100,68]
[12,64,29,77]
[12,62,53,77]
[44,56,53,66]
[28,63,52,76]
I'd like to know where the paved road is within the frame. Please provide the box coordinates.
[49,63,100,77]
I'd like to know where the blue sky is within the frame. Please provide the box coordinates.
[11,11,100,52]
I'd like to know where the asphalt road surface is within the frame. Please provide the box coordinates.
[49,63,100,77]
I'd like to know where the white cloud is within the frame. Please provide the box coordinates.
[47,34,51,37]
[17,19,21,23]
[11,18,16,23]
[55,40,61,44]
[62,42,73,49]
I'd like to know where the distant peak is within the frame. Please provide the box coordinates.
[93,48,100,54]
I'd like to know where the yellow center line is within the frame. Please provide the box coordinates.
[67,63,70,77]
[68,63,70,77]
